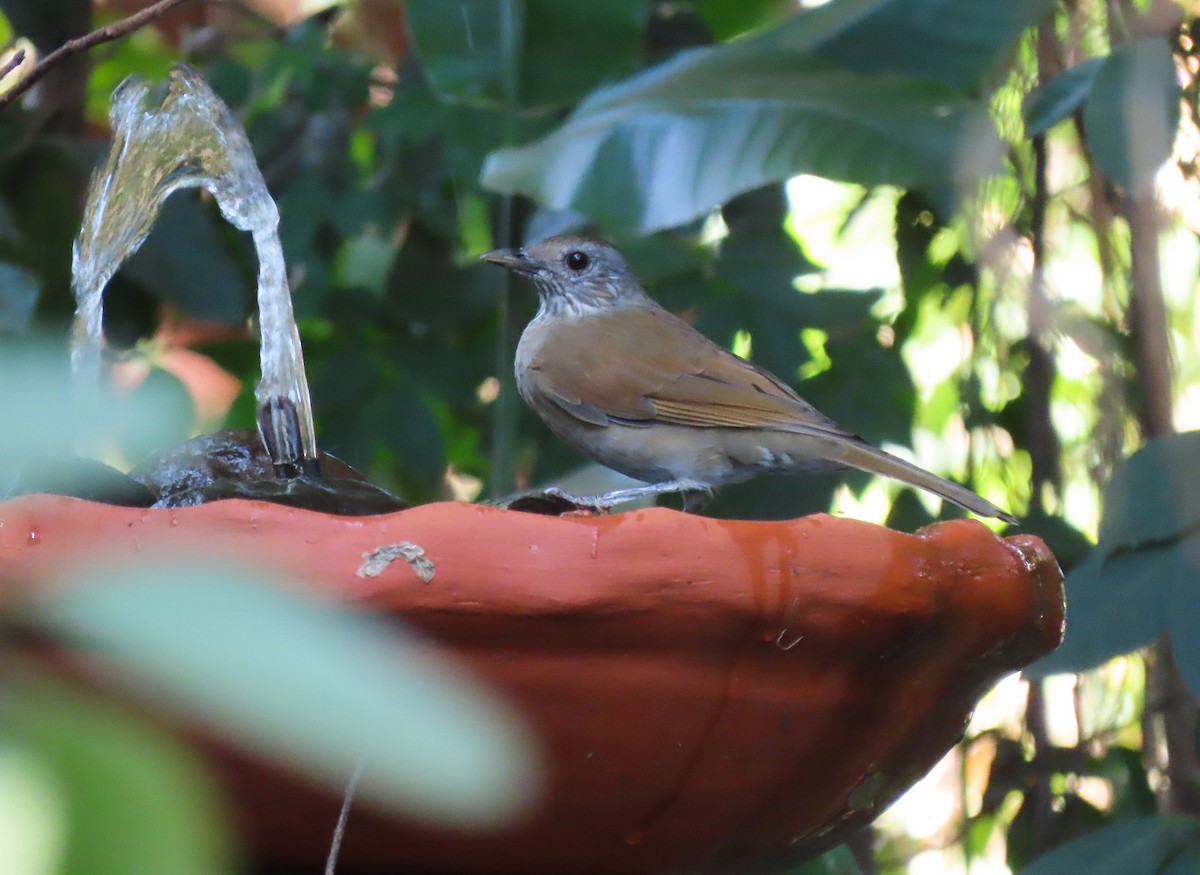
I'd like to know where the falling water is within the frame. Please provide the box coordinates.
[71,65,318,475]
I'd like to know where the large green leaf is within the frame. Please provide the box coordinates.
[1082,38,1180,197]
[1028,433,1200,681]
[406,0,646,110]
[1096,431,1200,556]
[119,193,247,324]
[481,52,1001,232]
[816,0,1058,89]
[32,556,540,828]
[1021,815,1200,875]
[1166,533,1200,695]
[1,672,235,875]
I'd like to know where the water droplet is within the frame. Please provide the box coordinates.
[27,528,40,545]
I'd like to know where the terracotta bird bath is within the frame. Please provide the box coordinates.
[0,495,1062,873]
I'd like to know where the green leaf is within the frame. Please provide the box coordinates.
[816,0,1058,89]
[0,259,39,331]
[406,0,646,110]
[1008,794,1110,872]
[111,365,197,462]
[1097,431,1200,556]
[481,51,1001,232]
[802,334,916,447]
[1021,815,1200,875]
[480,0,1010,232]
[792,844,863,874]
[119,193,247,324]
[1082,38,1180,197]
[0,0,86,51]
[32,557,540,828]
[0,338,191,468]
[332,230,396,297]
[1,672,234,875]
[696,0,793,41]
[1166,533,1200,696]
[1024,57,1104,136]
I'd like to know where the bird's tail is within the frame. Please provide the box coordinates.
[835,441,1017,525]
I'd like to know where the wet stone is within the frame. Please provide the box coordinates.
[130,429,407,515]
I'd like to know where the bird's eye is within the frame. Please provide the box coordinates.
[565,250,590,272]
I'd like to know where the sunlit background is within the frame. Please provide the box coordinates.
[2,0,1199,873]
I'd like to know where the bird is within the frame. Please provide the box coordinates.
[481,235,1017,524]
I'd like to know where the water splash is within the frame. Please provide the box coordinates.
[71,65,318,475]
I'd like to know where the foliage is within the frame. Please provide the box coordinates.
[1030,431,1200,685]
[0,0,1199,872]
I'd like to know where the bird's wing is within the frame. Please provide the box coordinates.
[528,306,850,436]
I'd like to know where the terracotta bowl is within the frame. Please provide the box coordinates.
[0,495,1063,874]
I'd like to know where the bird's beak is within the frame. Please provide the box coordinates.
[480,247,539,276]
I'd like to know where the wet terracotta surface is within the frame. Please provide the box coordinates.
[0,496,1063,874]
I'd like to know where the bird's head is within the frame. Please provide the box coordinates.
[481,235,649,317]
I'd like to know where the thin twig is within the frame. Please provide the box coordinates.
[0,0,196,113]
[0,48,26,85]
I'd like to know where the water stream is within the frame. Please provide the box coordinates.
[71,65,318,476]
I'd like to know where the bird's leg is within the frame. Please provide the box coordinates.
[545,480,707,511]
[681,489,711,514]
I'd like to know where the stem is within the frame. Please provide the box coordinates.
[1026,24,1063,512]
[488,0,522,498]
[1024,681,1057,856]
[0,0,196,114]
[1126,195,1174,437]
[1026,132,1061,513]
[1020,27,1062,851]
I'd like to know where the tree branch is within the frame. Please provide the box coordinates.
[0,0,196,114]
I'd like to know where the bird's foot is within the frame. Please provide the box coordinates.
[681,489,712,514]
[541,487,613,514]
[544,480,709,513]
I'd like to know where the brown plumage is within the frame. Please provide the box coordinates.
[482,235,1016,523]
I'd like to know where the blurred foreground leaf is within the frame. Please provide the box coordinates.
[31,556,541,828]
[0,339,195,474]
[0,671,235,875]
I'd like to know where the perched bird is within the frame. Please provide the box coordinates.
[481,236,1016,524]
